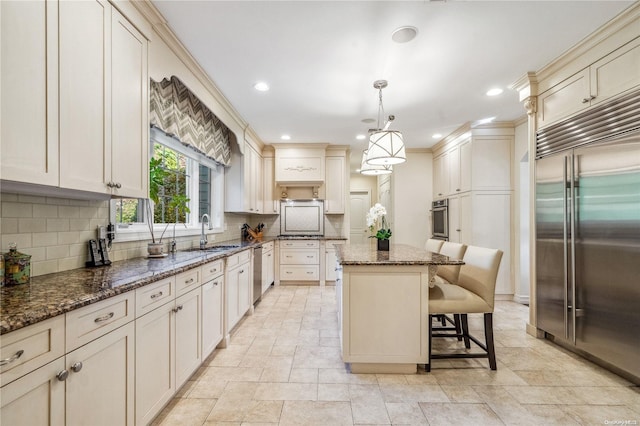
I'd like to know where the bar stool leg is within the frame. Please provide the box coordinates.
[484,313,497,370]
[427,314,433,372]
[461,314,471,349]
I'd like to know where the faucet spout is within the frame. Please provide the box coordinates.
[200,214,211,249]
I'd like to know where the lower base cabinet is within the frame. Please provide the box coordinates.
[66,322,135,426]
[226,259,251,332]
[0,358,66,426]
[135,286,202,425]
[202,276,224,359]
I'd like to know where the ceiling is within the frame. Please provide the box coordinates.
[151,0,633,169]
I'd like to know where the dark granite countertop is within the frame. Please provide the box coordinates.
[277,235,347,240]
[0,239,267,335]
[335,243,465,266]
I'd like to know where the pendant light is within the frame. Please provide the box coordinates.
[360,150,392,175]
[366,80,406,166]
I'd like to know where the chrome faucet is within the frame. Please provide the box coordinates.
[200,214,211,249]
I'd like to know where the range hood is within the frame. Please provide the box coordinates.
[274,144,327,186]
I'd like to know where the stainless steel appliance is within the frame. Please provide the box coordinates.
[535,91,640,383]
[431,199,448,240]
[280,200,324,236]
[253,246,262,304]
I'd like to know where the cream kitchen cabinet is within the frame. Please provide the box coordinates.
[433,154,447,199]
[324,155,346,214]
[275,146,326,185]
[1,0,148,198]
[201,261,224,359]
[538,37,640,129]
[280,240,320,282]
[65,321,135,426]
[225,249,252,333]
[0,0,59,187]
[59,1,148,198]
[226,142,264,213]
[448,140,471,195]
[324,240,345,282]
[135,280,201,425]
[263,154,280,214]
[261,241,275,294]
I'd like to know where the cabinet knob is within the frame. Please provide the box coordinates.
[456,229,461,232]
[582,98,590,104]
[71,362,83,373]
[115,182,122,189]
[456,188,460,192]
[57,370,69,381]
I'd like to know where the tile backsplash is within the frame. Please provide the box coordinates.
[1,192,346,277]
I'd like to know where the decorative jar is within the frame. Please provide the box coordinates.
[4,243,31,286]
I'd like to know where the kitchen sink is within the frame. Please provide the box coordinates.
[188,244,242,253]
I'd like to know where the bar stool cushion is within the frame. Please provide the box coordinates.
[429,282,490,314]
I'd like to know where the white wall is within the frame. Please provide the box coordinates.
[513,119,530,304]
[392,151,434,249]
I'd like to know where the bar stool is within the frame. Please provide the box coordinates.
[425,238,444,253]
[427,245,503,371]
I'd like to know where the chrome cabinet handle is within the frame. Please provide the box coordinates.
[57,370,69,381]
[185,278,194,284]
[115,182,121,189]
[456,229,461,232]
[286,271,292,274]
[172,305,183,313]
[239,269,244,274]
[582,98,590,103]
[71,362,83,373]
[213,281,219,286]
[94,312,114,323]
[306,255,314,258]
[150,291,163,299]
[0,349,24,366]
[209,268,218,273]
[306,272,313,274]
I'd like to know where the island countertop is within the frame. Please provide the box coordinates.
[335,243,464,266]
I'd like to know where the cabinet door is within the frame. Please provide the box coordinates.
[262,250,274,294]
[135,301,174,426]
[325,248,337,281]
[433,155,447,199]
[66,321,135,426]
[226,265,240,331]
[237,262,252,318]
[448,196,461,243]
[537,68,590,128]
[202,277,223,358]
[590,37,640,107]
[325,156,346,214]
[251,148,263,213]
[0,0,58,186]
[448,146,460,195]
[58,0,110,194]
[175,288,202,388]
[0,357,65,426]
[459,140,472,193]
[263,156,280,214]
[110,7,148,198]
[459,193,472,245]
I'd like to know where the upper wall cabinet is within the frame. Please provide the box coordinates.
[538,37,640,129]
[1,0,149,199]
[324,151,346,214]
[225,141,263,214]
[275,146,326,185]
[1,1,59,186]
[59,1,148,198]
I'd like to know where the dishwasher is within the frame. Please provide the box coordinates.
[253,245,262,304]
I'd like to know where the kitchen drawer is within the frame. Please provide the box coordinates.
[135,276,175,318]
[0,315,65,387]
[280,249,319,265]
[280,265,319,281]
[226,249,251,268]
[261,241,274,252]
[280,240,319,249]
[176,268,201,297]
[201,259,224,282]
[65,292,134,352]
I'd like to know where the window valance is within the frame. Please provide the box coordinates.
[150,76,232,166]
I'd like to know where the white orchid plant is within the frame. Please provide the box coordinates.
[366,203,392,240]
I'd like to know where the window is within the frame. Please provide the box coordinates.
[110,128,224,241]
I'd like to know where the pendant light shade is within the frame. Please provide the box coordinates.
[360,150,392,175]
[366,130,406,165]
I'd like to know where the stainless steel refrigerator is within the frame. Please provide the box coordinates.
[535,95,640,382]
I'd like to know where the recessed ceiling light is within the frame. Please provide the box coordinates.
[475,117,496,125]
[356,134,366,140]
[486,88,503,96]
[392,26,418,43]
[280,134,291,140]
[253,82,270,92]
[432,133,442,139]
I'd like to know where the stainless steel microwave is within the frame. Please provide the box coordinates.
[280,200,325,236]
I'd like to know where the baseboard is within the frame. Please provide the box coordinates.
[513,294,530,305]
[494,294,513,301]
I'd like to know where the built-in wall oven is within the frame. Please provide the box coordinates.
[431,199,448,240]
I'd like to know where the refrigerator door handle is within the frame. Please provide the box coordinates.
[569,153,577,345]
[563,156,570,341]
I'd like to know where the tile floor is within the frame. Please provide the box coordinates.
[153,285,640,425]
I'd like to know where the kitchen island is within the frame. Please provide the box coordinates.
[334,243,463,374]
